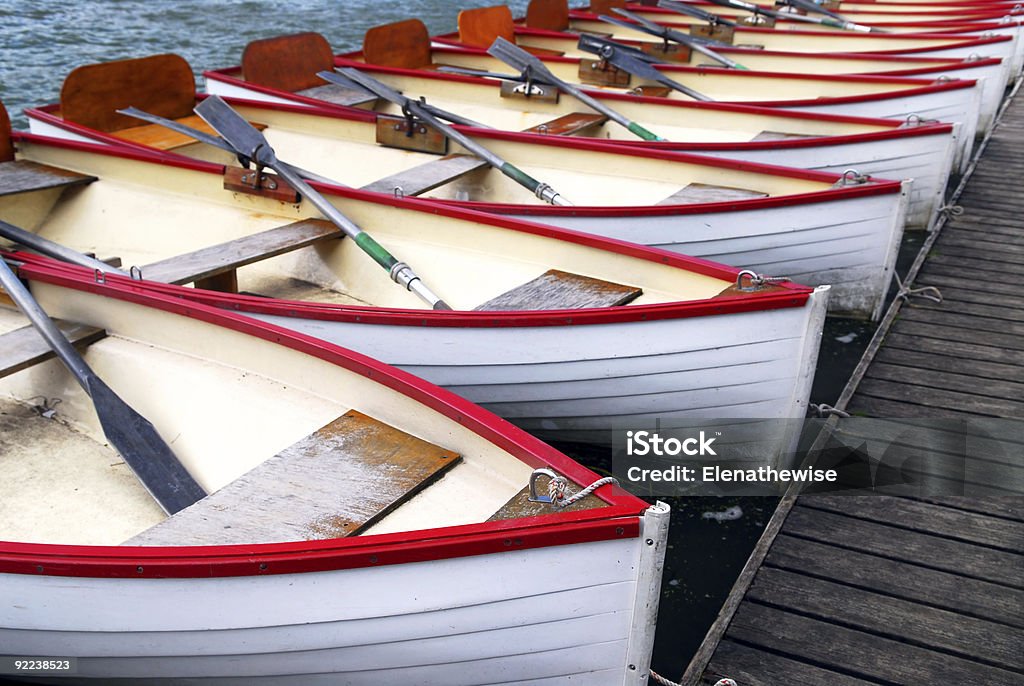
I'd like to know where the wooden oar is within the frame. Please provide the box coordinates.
[778,0,883,32]
[193,96,450,310]
[322,68,573,206]
[486,37,666,141]
[0,256,206,514]
[604,8,749,70]
[577,34,714,100]
[0,219,127,275]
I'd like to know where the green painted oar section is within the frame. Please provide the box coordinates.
[0,255,206,514]
[486,38,666,142]
[194,96,451,310]
[321,68,572,206]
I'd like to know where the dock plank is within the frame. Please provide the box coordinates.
[704,640,876,686]
[747,567,1024,670]
[726,603,1021,686]
[766,535,1024,628]
[783,506,1024,587]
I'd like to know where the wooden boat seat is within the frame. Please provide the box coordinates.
[293,83,379,108]
[360,154,489,196]
[458,6,565,56]
[475,269,642,311]
[109,114,254,151]
[523,112,608,136]
[363,19,434,69]
[0,160,95,197]
[139,218,340,292]
[1,101,13,162]
[125,410,462,546]
[243,32,336,92]
[589,0,628,15]
[60,54,196,133]
[525,0,570,31]
[656,183,769,206]
[0,320,104,380]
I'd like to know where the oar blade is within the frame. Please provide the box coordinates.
[88,376,206,514]
[194,96,277,166]
[486,38,558,86]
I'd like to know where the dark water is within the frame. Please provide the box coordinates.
[0,2,899,682]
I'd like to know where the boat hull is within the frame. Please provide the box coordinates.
[0,508,667,685]
[246,287,830,444]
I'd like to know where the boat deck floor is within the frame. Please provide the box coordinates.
[687,82,1024,686]
[0,397,165,545]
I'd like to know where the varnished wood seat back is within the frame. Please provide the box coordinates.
[588,0,627,15]
[0,102,12,162]
[526,0,570,31]
[60,54,195,133]
[458,5,517,48]
[363,19,433,69]
[242,32,335,93]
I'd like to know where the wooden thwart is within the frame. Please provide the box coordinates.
[112,114,245,151]
[128,410,462,546]
[523,112,607,136]
[139,219,340,288]
[293,83,380,108]
[0,320,105,380]
[361,154,488,196]
[657,182,768,206]
[475,269,642,311]
[0,160,95,198]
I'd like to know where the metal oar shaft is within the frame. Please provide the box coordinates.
[329,69,572,206]
[193,96,450,310]
[0,220,127,275]
[119,107,341,185]
[604,10,747,70]
[0,258,94,389]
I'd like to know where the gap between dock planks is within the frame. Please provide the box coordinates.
[683,79,1024,686]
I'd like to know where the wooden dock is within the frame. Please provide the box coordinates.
[681,88,1024,685]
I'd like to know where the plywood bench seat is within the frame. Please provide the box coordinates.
[657,182,769,206]
[139,218,340,291]
[360,154,489,196]
[0,320,104,380]
[126,410,462,546]
[0,160,96,198]
[111,114,266,151]
[475,269,642,311]
[523,112,608,136]
[294,83,380,108]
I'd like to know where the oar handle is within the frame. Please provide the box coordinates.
[0,220,127,275]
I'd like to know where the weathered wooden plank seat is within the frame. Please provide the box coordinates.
[0,321,105,380]
[294,83,379,108]
[126,410,462,546]
[0,160,95,198]
[523,113,608,136]
[138,219,340,291]
[475,269,642,311]
[360,154,489,196]
[657,182,769,206]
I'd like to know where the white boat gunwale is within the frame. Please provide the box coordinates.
[10,131,818,324]
[0,254,652,578]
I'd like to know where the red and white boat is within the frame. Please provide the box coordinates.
[0,248,670,684]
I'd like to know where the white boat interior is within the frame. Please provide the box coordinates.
[0,284,608,549]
